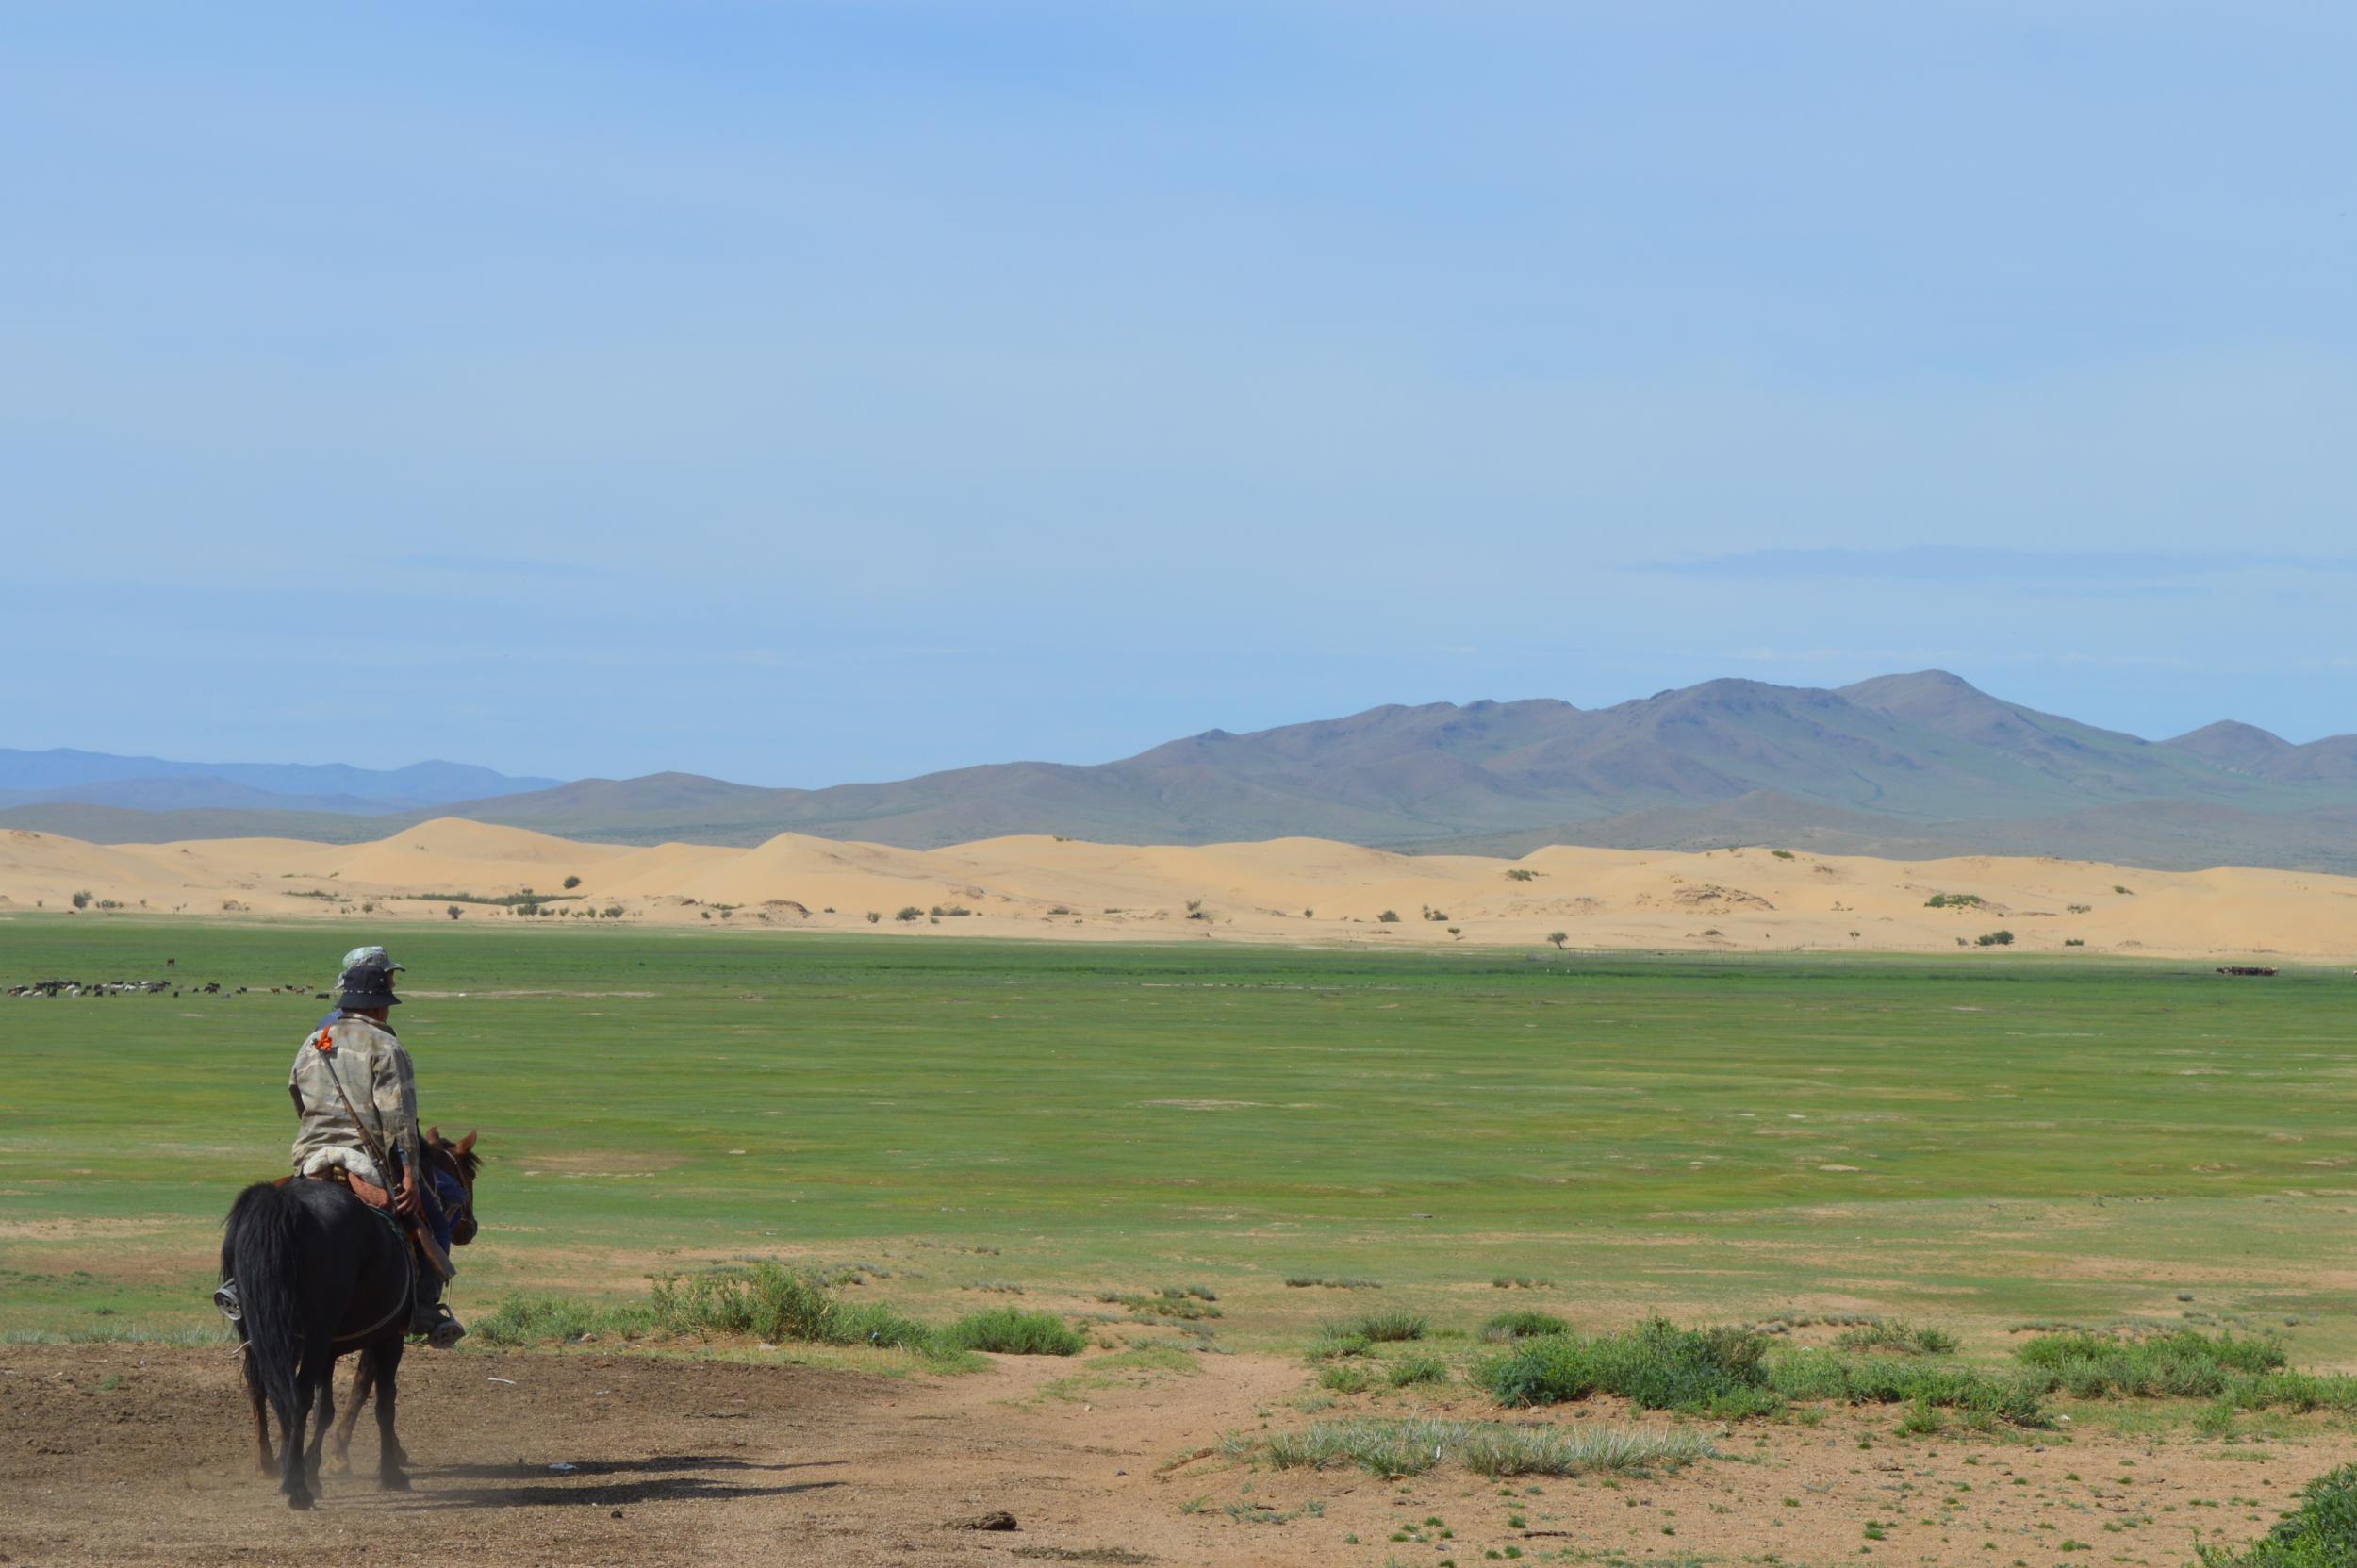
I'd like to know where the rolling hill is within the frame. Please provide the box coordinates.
[7,672,2353,870]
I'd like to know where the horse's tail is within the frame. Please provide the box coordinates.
[224,1181,305,1426]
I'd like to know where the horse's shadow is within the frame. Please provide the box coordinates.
[353,1453,848,1510]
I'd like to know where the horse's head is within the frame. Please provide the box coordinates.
[422,1126,482,1246]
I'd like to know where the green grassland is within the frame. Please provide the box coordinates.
[5,919,2356,1363]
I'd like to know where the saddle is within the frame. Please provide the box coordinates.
[304,1164,397,1213]
[294,1146,396,1210]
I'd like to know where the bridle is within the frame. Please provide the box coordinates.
[426,1139,479,1246]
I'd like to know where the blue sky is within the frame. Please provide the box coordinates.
[7,3,2352,784]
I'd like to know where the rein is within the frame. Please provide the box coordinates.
[334,1239,414,1345]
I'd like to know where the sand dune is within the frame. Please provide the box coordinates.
[5,817,2355,962]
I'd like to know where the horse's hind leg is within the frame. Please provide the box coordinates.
[371,1337,409,1492]
[277,1364,314,1509]
[325,1351,374,1475]
[302,1372,335,1490]
[239,1341,274,1477]
[289,1316,337,1498]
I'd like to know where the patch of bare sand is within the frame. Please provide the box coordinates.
[7,1343,2352,1567]
[10,826,2357,962]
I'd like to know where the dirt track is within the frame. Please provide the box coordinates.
[5,1343,2351,1566]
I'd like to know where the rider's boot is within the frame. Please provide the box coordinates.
[408,1251,466,1348]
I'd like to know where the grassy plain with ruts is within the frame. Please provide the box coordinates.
[6,918,2355,1368]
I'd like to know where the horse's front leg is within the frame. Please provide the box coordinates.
[325,1350,374,1475]
[371,1336,410,1491]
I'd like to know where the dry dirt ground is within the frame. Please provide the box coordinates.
[5,1343,2352,1567]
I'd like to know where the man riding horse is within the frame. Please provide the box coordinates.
[217,945,467,1346]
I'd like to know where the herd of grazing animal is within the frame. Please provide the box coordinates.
[8,976,327,999]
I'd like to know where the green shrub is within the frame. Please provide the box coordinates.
[826,1300,937,1349]
[2015,1329,2285,1399]
[1096,1289,1221,1321]
[1329,1309,1426,1344]
[1832,1320,1958,1356]
[1483,1310,1570,1342]
[895,905,923,922]
[1388,1352,1452,1387]
[938,1307,1084,1356]
[1376,909,1402,923]
[1706,1384,1788,1418]
[1245,1418,1712,1479]
[1886,1395,1942,1433]
[1974,929,2015,946]
[1309,1330,1373,1362]
[2233,1372,2357,1415]
[650,1263,931,1349]
[1767,1349,2048,1426]
[2196,1463,2357,1566]
[1318,1362,1380,1394]
[1476,1318,1771,1412]
[562,874,582,889]
[2028,1329,2286,1376]
[474,1291,658,1346]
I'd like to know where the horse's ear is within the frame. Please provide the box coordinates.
[424,1124,440,1144]
[456,1131,477,1154]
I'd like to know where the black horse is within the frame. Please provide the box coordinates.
[219,1131,479,1509]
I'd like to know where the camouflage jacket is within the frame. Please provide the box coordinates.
[288,1015,422,1186]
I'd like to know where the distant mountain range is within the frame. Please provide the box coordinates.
[7,672,2356,871]
[0,749,561,816]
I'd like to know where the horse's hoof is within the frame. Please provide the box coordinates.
[379,1471,411,1493]
[286,1492,314,1511]
[321,1452,350,1477]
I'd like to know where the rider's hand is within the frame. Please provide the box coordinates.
[394,1173,423,1219]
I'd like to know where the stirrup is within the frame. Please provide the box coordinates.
[212,1279,242,1322]
[415,1303,466,1349]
